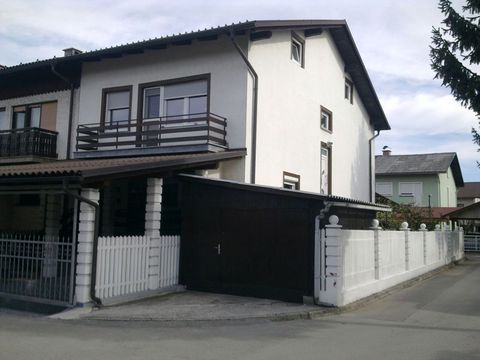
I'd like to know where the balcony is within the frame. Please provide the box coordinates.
[0,128,58,164]
[75,113,228,159]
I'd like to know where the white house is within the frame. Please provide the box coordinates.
[0,20,390,307]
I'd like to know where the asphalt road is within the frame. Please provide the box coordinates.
[1,255,479,360]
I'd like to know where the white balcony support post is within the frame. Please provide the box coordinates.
[400,222,410,271]
[370,219,382,280]
[42,194,62,278]
[145,178,163,290]
[75,188,99,305]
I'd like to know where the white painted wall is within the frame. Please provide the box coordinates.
[248,30,374,201]
[77,35,250,181]
[0,90,79,159]
[439,167,458,207]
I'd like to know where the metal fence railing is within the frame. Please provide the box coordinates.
[0,234,75,306]
[465,234,480,252]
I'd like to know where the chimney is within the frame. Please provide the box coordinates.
[63,48,83,57]
[382,146,392,156]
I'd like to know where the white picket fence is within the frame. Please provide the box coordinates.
[316,216,464,307]
[96,235,180,300]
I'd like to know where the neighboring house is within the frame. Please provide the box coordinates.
[375,148,464,207]
[457,182,480,207]
[0,20,389,306]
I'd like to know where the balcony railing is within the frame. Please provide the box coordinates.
[0,128,58,159]
[76,113,227,154]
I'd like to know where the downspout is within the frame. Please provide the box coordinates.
[63,181,102,307]
[369,130,381,202]
[228,27,258,184]
[50,64,75,160]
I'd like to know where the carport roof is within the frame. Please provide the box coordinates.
[0,150,246,184]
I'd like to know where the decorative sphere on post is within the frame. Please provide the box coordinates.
[420,223,427,230]
[435,224,441,230]
[401,222,409,230]
[371,219,380,228]
[328,215,339,226]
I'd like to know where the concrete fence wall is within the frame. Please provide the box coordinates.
[317,216,464,307]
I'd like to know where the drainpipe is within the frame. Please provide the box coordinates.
[228,27,258,184]
[50,64,75,160]
[63,181,102,306]
[369,130,381,202]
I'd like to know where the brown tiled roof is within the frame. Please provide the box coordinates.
[458,182,480,198]
[0,150,246,182]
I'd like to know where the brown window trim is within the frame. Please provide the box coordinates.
[283,171,301,190]
[320,106,333,132]
[137,73,211,123]
[291,31,305,68]
[100,85,133,128]
[345,78,354,104]
[12,103,42,129]
[321,142,332,195]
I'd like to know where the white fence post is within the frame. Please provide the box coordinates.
[401,222,410,271]
[145,177,163,290]
[75,188,100,305]
[319,215,344,307]
[419,223,427,265]
[370,219,381,280]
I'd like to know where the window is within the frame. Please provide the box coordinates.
[291,33,304,67]
[283,172,300,190]
[320,143,331,195]
[399,182,423,206]
[12,105,41,129]
[345,78,353,104]
[102,86,132,124]
[320,106,332,132]
[376,182,393,196]
[143,79,208,120]
[0,108,6,130]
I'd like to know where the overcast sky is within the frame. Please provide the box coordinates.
[1,0,478,181]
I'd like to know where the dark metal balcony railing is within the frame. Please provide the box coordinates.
[0,127,58,158]
[76,112,227,152]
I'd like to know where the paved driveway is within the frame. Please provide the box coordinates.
[1,255,479,360]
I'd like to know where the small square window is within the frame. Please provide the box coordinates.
[291,34,304,67]
[345,79,353,104]
[283,172,300,190]
[320,106,332,132]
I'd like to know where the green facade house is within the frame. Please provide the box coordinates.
[375,147,464,207]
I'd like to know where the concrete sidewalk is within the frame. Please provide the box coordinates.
[78,291,328,322]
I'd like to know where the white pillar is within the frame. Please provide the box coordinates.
[42,194,62,277]
[145,178,163,290]
[370,219,382,280]
[400,222,410,271]
[419,223,428,265]
[435,224,442,261]
[319,215,344,307]
[75,188,99,305]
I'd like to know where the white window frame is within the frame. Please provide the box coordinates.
[376,182,393,196]
[283,172,300,190]
[345,78,353,104]
[320,106,332,132]
[291,34,304,67]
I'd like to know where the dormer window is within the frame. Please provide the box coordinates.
[291,34,304,67]
[345,78,353,104]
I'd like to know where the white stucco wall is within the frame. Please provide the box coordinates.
[77,36,250,182]
[0,90,79,159]
[248,31,375,201]
[439,167,458,207]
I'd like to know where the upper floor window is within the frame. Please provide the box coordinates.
[345,78,353,104]
[143,79,208,120]
[11,102,58,130]
[283,172,300,190]
[103,86,132,124]
[0,107,6,130]
[291,33,304,67]
[376,182,393,197]
[12,105,40,129]
[320,106,332,132]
